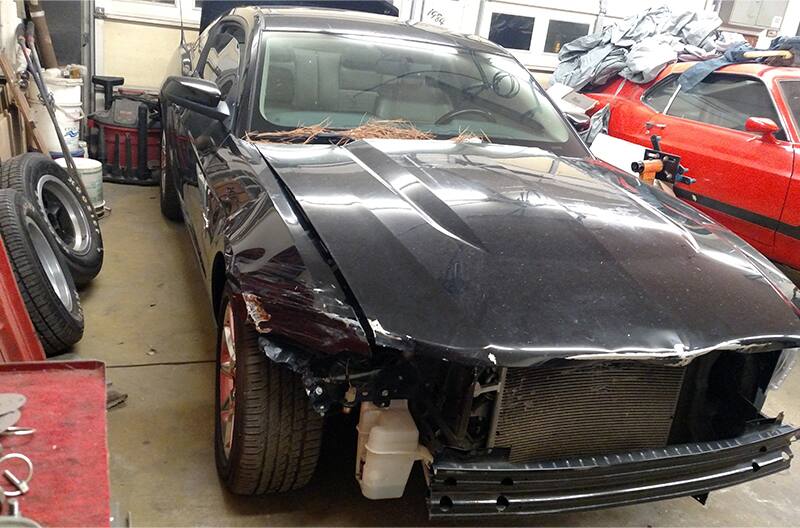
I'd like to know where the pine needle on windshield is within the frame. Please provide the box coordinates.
[247,119,331,144]
[247,119,489,144]
[452,128,492,144]
[335,119,433,144]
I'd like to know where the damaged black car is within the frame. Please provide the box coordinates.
[159,5,800,517]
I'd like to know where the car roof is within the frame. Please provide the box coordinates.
[661,61,800,82]
[227,5,506,55]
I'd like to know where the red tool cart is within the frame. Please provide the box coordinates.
[0,361,110,527]
[0,236,45,363]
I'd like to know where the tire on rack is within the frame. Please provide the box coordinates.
[0,153,103,286]
[160,129,182,222]
[214,289,322,494]
[0,189,84,356]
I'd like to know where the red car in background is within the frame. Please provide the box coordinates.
[587,62,800,270]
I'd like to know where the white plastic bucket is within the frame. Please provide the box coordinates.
[55,157,104,217]
[46,76,82,106]
[31,101,82,152]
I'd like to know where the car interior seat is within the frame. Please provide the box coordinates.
[375,77,452,124]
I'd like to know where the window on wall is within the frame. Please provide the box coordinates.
[488,13,535,50]
[544,21,590,54]
[100,0,200,26]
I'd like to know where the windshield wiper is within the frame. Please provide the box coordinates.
[355,70,483,96]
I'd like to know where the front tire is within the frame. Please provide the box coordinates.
[214,290,322,494]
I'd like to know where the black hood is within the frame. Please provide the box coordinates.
[255,139,800,367]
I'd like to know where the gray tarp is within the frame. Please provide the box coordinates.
[553,6,738,90]
[580,103,610,146]
[678,36,800,90]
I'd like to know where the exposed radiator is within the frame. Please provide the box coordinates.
[492,361,686,463]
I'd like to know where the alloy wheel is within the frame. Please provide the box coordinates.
[36,174,91,254]
[219,303,237,459]
[25,216,73,311]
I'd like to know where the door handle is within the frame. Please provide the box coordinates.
[645,122,667,130]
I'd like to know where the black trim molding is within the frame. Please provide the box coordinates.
[674,186,800,240]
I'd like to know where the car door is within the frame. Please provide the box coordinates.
[772,78,800,269]
[641,73,793,250]
[177,20,246,274]
[599,78,664,148]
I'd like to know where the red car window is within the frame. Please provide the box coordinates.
[644,73,785,140]
[642,75,679,112]
[778,80,800,135]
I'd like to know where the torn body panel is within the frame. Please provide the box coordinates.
[215,142,372,357]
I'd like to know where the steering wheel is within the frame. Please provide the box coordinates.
[434,108,496,125]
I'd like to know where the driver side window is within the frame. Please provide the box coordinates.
[643,74,784,140]
[200,27,244,102]
[669,74,782,136]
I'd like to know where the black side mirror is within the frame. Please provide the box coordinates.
[161,76,230,122]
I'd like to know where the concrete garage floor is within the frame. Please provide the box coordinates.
[71,183,800,526]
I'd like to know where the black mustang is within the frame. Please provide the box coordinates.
[160,5,800,517]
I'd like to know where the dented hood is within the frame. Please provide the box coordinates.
[255,139,800,367]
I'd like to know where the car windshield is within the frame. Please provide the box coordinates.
[252,31,585,155]
[779,79,800,134]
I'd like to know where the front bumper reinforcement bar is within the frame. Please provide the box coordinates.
[427,424,798,517]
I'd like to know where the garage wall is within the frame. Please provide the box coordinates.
[98,20,197,89]
[402,0,718,71]
[93,0,800,89]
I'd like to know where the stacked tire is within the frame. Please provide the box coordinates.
[0,154,104,356]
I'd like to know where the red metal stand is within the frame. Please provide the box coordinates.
[0,235,45,362]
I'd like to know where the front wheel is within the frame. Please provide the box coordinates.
[214,290,323,494]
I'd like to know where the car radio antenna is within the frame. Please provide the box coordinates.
[178,0,186,47]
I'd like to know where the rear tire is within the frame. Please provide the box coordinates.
[0,189,83,356]
[0,153,103,286]
[214,290,322,494]
[160,130,182,222]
